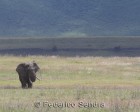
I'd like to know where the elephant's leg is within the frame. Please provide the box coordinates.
[27,80,32,88]
[26,73,33,88]
[21,82,27,88]
[19,75,27,88]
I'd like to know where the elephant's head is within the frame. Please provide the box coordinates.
[26,62,40,82]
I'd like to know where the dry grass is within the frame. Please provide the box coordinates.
[0,56,140,112]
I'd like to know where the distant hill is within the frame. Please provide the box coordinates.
[0,0,140,38]
[0,37,140,56]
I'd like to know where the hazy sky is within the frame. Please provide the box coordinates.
[0,0,140,38]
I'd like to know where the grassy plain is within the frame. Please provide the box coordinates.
[0,56,139,112]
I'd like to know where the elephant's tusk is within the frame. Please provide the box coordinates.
[36,76,40,81]
[38,70,42,80]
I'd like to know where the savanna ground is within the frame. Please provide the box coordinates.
[0,55,140,112]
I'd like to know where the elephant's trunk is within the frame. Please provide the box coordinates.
[28,71,36,82]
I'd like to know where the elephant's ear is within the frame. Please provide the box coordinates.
[16,63,25,72]
[16,63,27,74]
[33,62,40,73]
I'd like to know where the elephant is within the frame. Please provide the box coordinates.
[16,61,40,88]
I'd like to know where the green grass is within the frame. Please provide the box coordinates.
[0,56,140,112]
